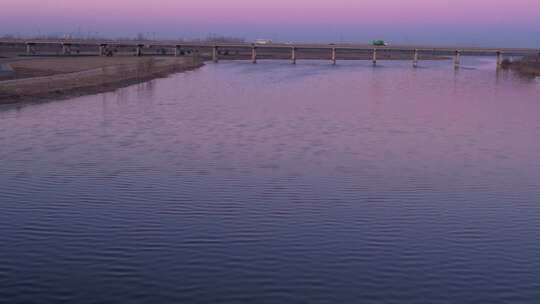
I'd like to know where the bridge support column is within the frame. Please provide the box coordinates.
[496,51,503,68]
[372,49,377,66]
[454,50,461,69]
[26,43,36,55]
[413,49,419,68]
[213,46,218,62]
[251,47,257,64]
[62,43,72,55]
[136,44,144,57]
[291,47,296,64]
[175,45,181,57]
[332,48,336,65]
[99,44,107,56]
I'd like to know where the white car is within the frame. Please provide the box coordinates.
[255,39,272,45]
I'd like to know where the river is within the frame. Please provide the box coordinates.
[1,58,540,303]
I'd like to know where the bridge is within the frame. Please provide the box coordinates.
[1,39,539,69]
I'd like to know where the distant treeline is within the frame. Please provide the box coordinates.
[0,33,246,43]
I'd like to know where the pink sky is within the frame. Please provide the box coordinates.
[3,0,540,46]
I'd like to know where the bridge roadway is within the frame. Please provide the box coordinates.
[2,39,539,53]
[1,39,539,68]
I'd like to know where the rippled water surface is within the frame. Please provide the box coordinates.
[1,58,540,303]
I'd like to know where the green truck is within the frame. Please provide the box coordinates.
[371,40,389,46]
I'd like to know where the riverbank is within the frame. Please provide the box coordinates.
[0,56,203,104]
[0,62,15,80]
[502,55,540,77]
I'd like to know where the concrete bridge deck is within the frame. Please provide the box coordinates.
[1,39,539,68]
[2,39,539,53]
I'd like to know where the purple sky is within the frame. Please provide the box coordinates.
[3,0,540,47]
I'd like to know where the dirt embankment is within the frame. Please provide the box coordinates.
[0,56,203,104]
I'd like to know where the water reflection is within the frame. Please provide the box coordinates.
[0,57,539,304]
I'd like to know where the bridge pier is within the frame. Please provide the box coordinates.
[136,44,144,56]
[213,46,219,62]
[99,44,107,56]
[62,43,72,55]
[175,45,181,57]
[413,49,419,68]
[496,51,503,68]
[26,43,36,55]
[291,47,296,64]
[454,50,461,69]
[331,48,336,65]
[251,47,257,64]
[372,49,377,66]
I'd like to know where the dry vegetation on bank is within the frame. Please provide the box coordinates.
[0,56,203,104]
[502,55,540,77]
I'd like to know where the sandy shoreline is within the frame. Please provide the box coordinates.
[0,56,203,105]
